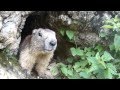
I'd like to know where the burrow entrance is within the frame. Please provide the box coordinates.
[21,11,50,42]
[20,11,70,61]
[20,11,61,60]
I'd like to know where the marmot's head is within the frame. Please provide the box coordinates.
[31,28,57,54]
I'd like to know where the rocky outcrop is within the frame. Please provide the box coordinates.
[0,11,33,55]
[1,11,120,55]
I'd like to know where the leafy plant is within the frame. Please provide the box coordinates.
[51,15,120,79]
[59,28,75,41]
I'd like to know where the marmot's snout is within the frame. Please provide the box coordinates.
[44,38,57,52]
[49,40,57,47]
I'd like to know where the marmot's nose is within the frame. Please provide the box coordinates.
[49,41,57,46]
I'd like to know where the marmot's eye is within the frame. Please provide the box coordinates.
[38,33,42,37]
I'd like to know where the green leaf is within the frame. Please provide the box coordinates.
[60,29,65,36]
[91,51,96,56]
[114,34,120,52]
[74,60,88,71]
[101,51,113,61]
[75,68,82,72]
[70,47,83,56]
[67,65,72,69]
[73,61,86,72]
[113,24,118,30]
[99,32,108,37]
[61,66,68,76]
[104,69,113,79]
[57,63,66,67]
[95,45,103,52]
[67,57,73,63]
[50,66,59,76]
[68,72,80,79]
[116,23,120,28]
[117,74,120,79]
[84,47,92,52]
[76,48,84,56]
[79,72,90,78]
[99,60,106,69]
[95,52,101,60]
[88,65,98,72]
[70,47,77,56]
[85,52,92,57]
[109,44,115,51]
[102,25,113,29]
[66,30,74,40]
[105,19,113,24]
[87,57,98,65]
[67,69,73,76]
[80,60,88,68]
[106,63,117,75]
[73,62,81,70]
[114,15,120,22]
[95,69,105,79]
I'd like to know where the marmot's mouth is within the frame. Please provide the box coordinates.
[44,49,53,52]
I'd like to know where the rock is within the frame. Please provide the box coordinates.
[75,32,101,46]
[0,60,55,79]
[0,11,33,55]
[0,15,3,30]
[0,62,27,79]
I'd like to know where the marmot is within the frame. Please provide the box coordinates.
[19,28,57,78]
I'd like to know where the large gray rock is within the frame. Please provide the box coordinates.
[0,11,33,55]
[47,11,120,46]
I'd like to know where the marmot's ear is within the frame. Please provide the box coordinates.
[32,29,37,34]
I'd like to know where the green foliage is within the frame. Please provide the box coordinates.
[0,49,18,67]
[102,15,120,32]
[59,28,75,40]
[67,57,73,64]
[52,44,118,79]
[114,34,120,52]
[50,65,59,76]
[70,47,84,56]
[51,15,120,79]
[61,66,68,76]
[101,51,114,61]
[66,30,74,40]
[102,25,113,29]
[101,15,120,53]
[60,29,65,36]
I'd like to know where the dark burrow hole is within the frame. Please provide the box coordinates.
[21,11,50,42]
[21,11,66,42]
